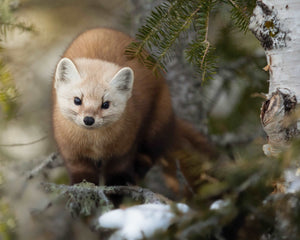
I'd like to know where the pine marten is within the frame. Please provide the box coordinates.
[52,28,215,188]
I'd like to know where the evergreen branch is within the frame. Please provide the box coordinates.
[127,0,256,81]
[185,1,216,81]
[201,9,210,70]
[0,0,35,118]
[185,40,216,81]
[0,20,35,35]
[0,60,18,118]
[126,2,172,58]
[227,0,255,32]
[125,1,181,68]
[126,1,215,73]
[152,2,204,72]
[228,0,239,9]
[0,0,35,40]
[201,50,209,82]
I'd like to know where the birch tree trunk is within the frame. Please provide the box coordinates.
[249,0,300,157]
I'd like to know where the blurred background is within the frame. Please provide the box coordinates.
[0,0,268,239]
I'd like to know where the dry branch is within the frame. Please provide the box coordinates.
[0,136,47,147]
[26,152,63,180]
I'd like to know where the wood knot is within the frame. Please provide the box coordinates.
[260,88,298,157]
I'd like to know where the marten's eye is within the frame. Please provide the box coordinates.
[101,101,110,109]
[74,97,82,105]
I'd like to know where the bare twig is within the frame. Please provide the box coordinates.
[30,201,53,216]
[175,159,194,195]
[26,152,63,180]
[16,152,63,198]
[0,136,47,147]
[211,132,262,148]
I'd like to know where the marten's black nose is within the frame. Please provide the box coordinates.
[83,116,95,126]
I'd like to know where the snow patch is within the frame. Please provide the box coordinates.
[98,203,189,240]
[284,168,300,193]
[210,199,230,211]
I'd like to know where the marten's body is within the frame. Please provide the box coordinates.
[52,28,176,186]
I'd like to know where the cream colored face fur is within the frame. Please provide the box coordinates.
[55,58,134,129]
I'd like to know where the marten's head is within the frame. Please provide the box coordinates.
[54,58,134,129]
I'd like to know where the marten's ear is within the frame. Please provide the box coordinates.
[55,58,81,89]
[110,67,134,95]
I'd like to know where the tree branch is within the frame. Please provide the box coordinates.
[41,182,172,216]
[0,135,47,147]
[42,182,171,204]
[26,152,63,180]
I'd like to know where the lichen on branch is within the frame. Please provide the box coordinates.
[41,181,171,217]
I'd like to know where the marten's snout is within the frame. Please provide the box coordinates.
[83,116,95,126]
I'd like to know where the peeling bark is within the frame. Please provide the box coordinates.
[249,0,300,156]
[260,88,298,156]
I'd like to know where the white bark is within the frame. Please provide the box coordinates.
[249,0,300,156]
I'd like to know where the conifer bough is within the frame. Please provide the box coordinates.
[249,0,300,156]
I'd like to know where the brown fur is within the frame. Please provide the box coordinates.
[52,28,216,190]
[52,28,175,186]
